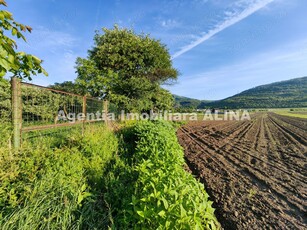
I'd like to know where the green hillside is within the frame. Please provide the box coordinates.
[198,77,307,109]
[173,95,203,108]
[173,95,213,110]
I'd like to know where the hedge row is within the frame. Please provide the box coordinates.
[105,120,219,229]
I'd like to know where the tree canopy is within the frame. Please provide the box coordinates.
[76,26,178,112]
[0,0,47,80]
[49,81,86,95]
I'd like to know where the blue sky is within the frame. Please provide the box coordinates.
[6,0,307,100]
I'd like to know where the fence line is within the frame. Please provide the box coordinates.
[11,77,109,149]
[21,82,83,97]
[12,77,22,149]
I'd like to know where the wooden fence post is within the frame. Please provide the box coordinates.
[82,96,87,135]
[104,100,108,126]
[11,77,22,149]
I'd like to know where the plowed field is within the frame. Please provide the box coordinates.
[177,112,307,229]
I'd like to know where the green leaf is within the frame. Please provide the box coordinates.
[0,5,47,81]
[136,210,145,218]
[0,12,4,21]
[0,67,6,77]
[32,55,42,64]
[161,197,168,209]
[158,210,165,217]
[8,54,14,64]
[180,204,187,218]
[131,195,137,205]
[81,183,86,192]
[0,1,8,7]
[77,193,83,205]
[0,58,10,70]
[11,27,17,36]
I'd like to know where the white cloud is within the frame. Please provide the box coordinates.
[172,0,276,59]
[27,26,76,50]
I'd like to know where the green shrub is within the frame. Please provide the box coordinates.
[105,120,219,229]
[0,79,11,122]
[132,121,218,229]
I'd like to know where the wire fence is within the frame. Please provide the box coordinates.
[6,77,114,148]
[21,82,106,129]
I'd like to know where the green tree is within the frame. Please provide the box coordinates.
[0,0,47,80]
[151,87,174,111]
[49,81,85,95]
[76,26,178,112]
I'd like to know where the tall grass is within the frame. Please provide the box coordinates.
[0,124,118,229]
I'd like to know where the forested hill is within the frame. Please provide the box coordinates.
[173,95,203,108]
[197,77,307,109]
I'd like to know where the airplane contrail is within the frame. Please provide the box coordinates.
[172,0,275,59]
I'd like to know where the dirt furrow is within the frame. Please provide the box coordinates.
[269,114,307,147]
[264,115,307,175]
[218,116,307,184]
[197,117,306,184]
[188,127,307,212]
[179,128,283,229]
[268,116,306,154]
[179,127,306,229]
[271,113,307,132]
[177,113,307,229]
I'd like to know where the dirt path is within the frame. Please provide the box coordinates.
[177,113,307,230]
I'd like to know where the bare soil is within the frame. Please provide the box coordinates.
[177,112,307,230]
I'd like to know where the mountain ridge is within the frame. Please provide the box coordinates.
[174,76,307,109]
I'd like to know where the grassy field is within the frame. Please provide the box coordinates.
[0,123,118,229]
[269,108,307,119]
[0,120,219,229]
[274,111,307,119]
